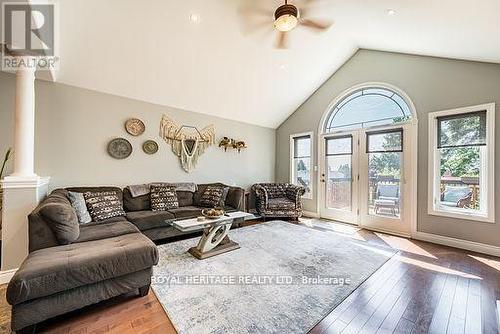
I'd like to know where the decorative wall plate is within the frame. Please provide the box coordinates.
[107,138,132,159]
[125,118,145,136]
[143,140,159,154]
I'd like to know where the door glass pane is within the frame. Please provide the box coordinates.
[368,152,402,218]
[326,137,352,211]
[326,136,352,155]
[367,130,403,152]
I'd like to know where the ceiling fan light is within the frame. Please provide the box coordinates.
[274,3,299,32]
[274,14,298,32]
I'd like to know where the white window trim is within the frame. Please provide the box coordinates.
[290,132,314,200]
[427,103,495,223]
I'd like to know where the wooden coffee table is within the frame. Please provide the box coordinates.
[168,211,253,260]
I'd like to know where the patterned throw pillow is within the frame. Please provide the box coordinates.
[200,185,225,208]
[150,185,179,211]
[83,191,125,222]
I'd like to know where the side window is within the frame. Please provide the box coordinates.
[428,105,495,222]
[291,134,313,199]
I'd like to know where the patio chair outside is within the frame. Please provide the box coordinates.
[440,186,472,208]
[377,184,400,204]
[373,183,400,216]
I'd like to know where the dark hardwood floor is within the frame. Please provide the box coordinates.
[1,219,499,334]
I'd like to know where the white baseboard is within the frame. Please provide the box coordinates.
[298,212,500,257]
[0,268,17,284]
[302,211,320,218]
[413,231,500,257]
[360,225,411,239]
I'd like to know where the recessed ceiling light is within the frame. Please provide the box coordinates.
[279,64,287,70]
[189,14,200,23]
[387,9,396,16]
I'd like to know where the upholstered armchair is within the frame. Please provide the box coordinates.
[252,183,305,220]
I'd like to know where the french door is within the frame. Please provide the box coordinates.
[319,124,413,235]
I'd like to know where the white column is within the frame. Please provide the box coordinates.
[11,64,37,178]
[1,61,50,271]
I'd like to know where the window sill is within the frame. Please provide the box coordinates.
[428,207,494,224]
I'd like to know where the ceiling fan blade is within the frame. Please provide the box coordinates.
[242,21,274,36]
[238,5,274,35]
[238,6,273,19]
[300,18,333,31]
[299,0,333,18]
[276,32,288,49]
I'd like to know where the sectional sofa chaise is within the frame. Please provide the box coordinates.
[7,183,245,333]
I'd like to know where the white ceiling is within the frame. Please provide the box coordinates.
[52,0,500,128]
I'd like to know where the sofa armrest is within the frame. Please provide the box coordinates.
[252,184,268,201]
[29,189,73,252]
[286,185,305,207]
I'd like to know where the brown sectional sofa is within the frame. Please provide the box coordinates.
[122,183,244,240]
[8,183,245,333]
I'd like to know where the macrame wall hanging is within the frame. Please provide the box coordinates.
[159,115,215,173]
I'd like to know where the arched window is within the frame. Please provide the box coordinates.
[325,87,413,132]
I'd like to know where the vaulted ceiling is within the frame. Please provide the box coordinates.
[50,0,500,128]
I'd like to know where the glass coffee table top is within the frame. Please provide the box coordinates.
[166,211,254,232]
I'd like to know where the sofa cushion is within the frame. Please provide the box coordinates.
[150,185,179,211]
[123,187,150,212]
[10,269,152,332]
[199,185,225,208]
[84,191,126,222]
[267,198,296,210]
[39,202,80,245]
[168,206,203,219]
[7,233,158,306]
[76,220,139,243]
[126,210,174,231]
[177,191,194,207]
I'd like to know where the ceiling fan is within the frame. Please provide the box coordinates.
[240,0,333,49]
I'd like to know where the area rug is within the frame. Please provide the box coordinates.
[152,221,395,334]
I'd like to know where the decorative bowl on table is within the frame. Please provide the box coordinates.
[202,208,225,219]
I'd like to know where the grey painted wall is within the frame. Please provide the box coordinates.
[276,49,500,247]
[0,72,275,190]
